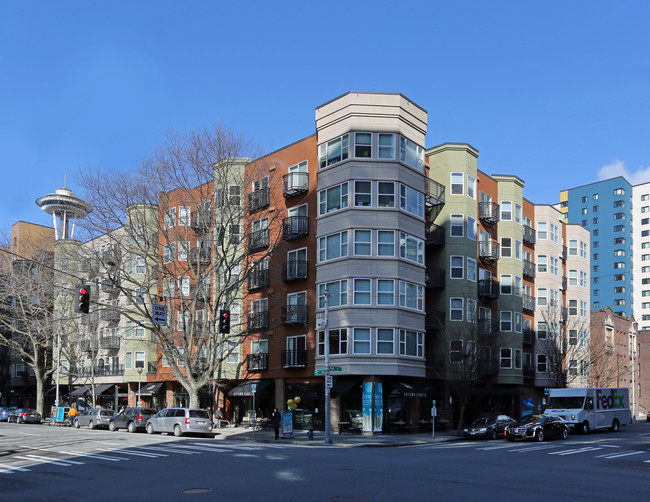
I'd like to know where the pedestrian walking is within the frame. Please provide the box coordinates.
[215,407,223,428]
[271,408,281,440]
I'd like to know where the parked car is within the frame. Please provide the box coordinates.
[109,407,156,433]
[0,407,17,421]
[463,414,517,440]
[146,408,213,437]
[10,409,42,424]
[340,410,363,433]
[74,408,113,429]
[505,414,570,442]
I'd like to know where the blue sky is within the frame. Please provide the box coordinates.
[1,1,649,230]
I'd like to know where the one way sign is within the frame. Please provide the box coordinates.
[152,304,167,325]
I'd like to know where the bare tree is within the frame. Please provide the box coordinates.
[75,123,278,408]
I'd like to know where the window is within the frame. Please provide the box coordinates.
[614,274,625,281]
[614,225,625,232]
[614,212,625,220]
[467,258,477,282]
[614,298,626,306]
[399,136,424,171]
[537,255,547,273]
[450,256,464,279]
[178,206,190,226]
[354,132,372,158]
[354,230,371,256]
[550,256,559,275]
[581,196,588,203]
[353,328,371,354]
[354,181,372,206]
[377,280,395,305]
[550,224,559,243]
[450,172,464,195]
[580,241,588,257]
[500,275,512,295]
[593,253,599,261]
[500,348,512,369]
[537,354,547,373]
[514,348,522,369]
[450,298,464,321]
[593,193,599,200]
[450,214,464,237]
[179,276,190,296]
[377,181,395,207]
[319,183,349,215]
[228,185,241,206]
[500,311,512,331]
[501,201,512,221]
[615,200,626,208]
[164,208,176,228]
[467,175,476,199]
[537,222,547,239]
[135,256,146,274]
[580,271,587,287]
[399,184,424,218]
[163,243,176,264]
[515,203,522,224]
[613,188,625,195]
[378,133,395,159]
[569,240,578,255]
[593,217,599,224]
[569,269,577,286]
[593,205,599,212]
[226,341,240,363]
[399,329,424,357]
[515,240,522,259]
[580,300,588,317]
[400,233,424,263]
[643,194,650,201]
[318,280,347,308]
[593,241,599,248]
[501,237,512,258]
[135,288,145,305]
[377,230,395,256]
[319,231,348,261]
[353,279,371,305]
[569,299,578,316]
[178,241,189,262]
[614,262,626,269]
[319,134,349,168]
[399,281,423,310]
[515,312,522,333]
[582,208,588,215]
[377,328,394,354]
[467,299,477,323]
[319,329,347,355]
[537,288,547,306]
[176,311,189,331]
[449,340,465,363]
[467,216,477,240]
[537,321,548,339]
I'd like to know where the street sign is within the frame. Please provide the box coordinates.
[329,366,342,371]
[325,375,333,388]
[314,370,326,375]
[152,304,167,325]
[251,384,257,394]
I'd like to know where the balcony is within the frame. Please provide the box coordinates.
[283,216,309,241]
[282,260,308,281]
[523,259,535,278]
[190,209,212,234]
[99,309,121,322]
[79,339,96,352]
[281,349,307,368]
[248,269,270,290]
[281,305,308,325]
[479,202,500,224]
[523,364,535,379]
[247,229,269,251]
[101,247,121,267]
[478,318,496,337]
[189,247,211,266]
[425,266,445,288]
[425,311,445,331]
[283,172,309,197]
[523,224,536,245]
[99,336,120,350]
[523,328,535,345]
[248,188,270,213]
[523,294,535,312]
[191,283,211,301]
[425,222,445,246]
[77,364,125,378]
[478,279,500,298]
[246,353,269,371]
[425,178,445,216]
[248,311,269,331]
[560,276,568,291]
[561,246,567,261]
[479,240,499,261]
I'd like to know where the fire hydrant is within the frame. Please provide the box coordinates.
[307,427,314,440]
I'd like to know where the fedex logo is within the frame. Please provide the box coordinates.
[596,389,625,410]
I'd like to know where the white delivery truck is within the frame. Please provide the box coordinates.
[544,387,631,434]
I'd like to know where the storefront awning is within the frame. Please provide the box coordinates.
[386,380,428,398]
[71,383,115,397]
[228,379,273,397]
[138,382,163,396]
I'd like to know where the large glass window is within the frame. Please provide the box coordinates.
[501,201,512,221]
[319,134,349,168]
[450,214,464,237]
[450,172,464,195]
[399,281,423,310]
[399,184,424,218]
[399,233,424,264]
[450,297,463,321]
[378,133,395,159]
[377,230,395,256]
[399,136,424,171]
[318,328,348,355]
[399,330,423,357]
[354,133,372,158]
[354,230,371,256]
[353,279,371,305]
[319,183,349,215]
[353,328,371,354]
[377,279,394,305]
[377,182,395,208]
[354,181,372,207]
[500,348,512,368]
[377,328,394,354]
[450,256,464,279]
[319,231,348,261]
[318,280,348,308]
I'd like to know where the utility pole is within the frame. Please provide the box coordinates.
[323,290,332,446]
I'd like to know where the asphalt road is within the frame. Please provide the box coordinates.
[1,422,649,501]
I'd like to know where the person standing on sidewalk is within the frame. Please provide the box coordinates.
[271,408,281,440]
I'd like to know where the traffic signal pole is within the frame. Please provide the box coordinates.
[324,291,332,446]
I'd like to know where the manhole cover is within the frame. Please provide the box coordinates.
[181,488,213,494]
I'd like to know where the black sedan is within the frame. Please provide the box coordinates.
[9,409,42,424]
[463,414,517,440]
[505,414,569,442]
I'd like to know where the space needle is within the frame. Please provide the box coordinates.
[35,177,92,240]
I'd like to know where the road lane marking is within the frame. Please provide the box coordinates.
[136,446,200,455]
[510,444,560,453]
[67,451,128,461]
[601,451,645,459]
[95,448,167,458]
[548,447,603,456]
[0,463,30,473]
[171,444,232,452]
[15,455,74,467]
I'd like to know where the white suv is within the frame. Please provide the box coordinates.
[146,408,212,437]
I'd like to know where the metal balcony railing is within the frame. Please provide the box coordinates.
[189,247,211,265]
[425,178,445,208]
[248,311,269,331]
[246,353,269,371]
[478,279,500,298]
[523,328,535,345]
[247,229,270,251]
[478,318,496,337]
[281,305,308,325]
[283,172,309,197]
[523,364,535,379]
[479,240,499,261]
[425,311,445,331]
[523,224,536,244]
[523,294,535,312]
[248,269,270,290]
[523,259,536,278]
[425,222,445,246]
[190,209,212,234]
[99,310,121,322]
[99,336,120,349]
[281,349,306,368]
[282,260,308,281]
[479,202,500,224]
[283,216,309,240]
[248,188,270,212]
[425,266,445,288]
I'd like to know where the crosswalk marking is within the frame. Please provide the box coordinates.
[136,446,199,455]
[0,463,30,474]
[95,447,167,458]
[67,451,128,462]
[15,455,75,467]
[600,451,645,459]
[548,447,603,456]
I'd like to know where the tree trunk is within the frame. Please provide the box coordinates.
[189,388,200,408]
[35,373,45,416]
[457,402,467,433]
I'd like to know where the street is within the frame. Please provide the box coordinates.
[0,422,649,501]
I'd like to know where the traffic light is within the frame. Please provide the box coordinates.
[218,309,230,333]
[74,284,90,314]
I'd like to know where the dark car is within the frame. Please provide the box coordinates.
[505,414,570,442]
[10,409,42,424]
[109,407,156,433]
[74,408,113,429]
[0,407,17,421]
[463,414,517,440]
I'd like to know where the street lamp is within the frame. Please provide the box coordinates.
[136,366,143,408]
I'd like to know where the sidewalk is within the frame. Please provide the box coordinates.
[210,425,461,447]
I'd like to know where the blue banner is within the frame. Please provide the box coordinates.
[362,382,372,432]
[374,383,383,432]
[281,412,293,436]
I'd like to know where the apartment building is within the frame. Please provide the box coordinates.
[632,181,650,333]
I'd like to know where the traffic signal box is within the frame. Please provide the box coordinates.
[219,309,230,333]
[74,284,90,313]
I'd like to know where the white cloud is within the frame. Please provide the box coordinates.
[597,160,650,185]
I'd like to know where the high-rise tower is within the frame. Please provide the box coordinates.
[35,181,92,240]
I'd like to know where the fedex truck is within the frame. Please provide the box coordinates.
[544,388,631,434]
